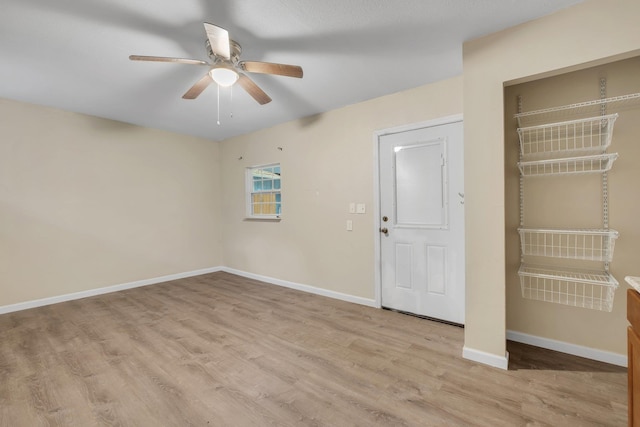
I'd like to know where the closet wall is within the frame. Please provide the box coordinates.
[504,56,640,356]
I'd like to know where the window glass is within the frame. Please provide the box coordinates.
[247,163,281,218]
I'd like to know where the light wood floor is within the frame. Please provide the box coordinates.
[0,272,627,426]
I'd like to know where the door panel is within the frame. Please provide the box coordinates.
[395,243,413,289]
[426,245,446,295]
[379,120,464,324]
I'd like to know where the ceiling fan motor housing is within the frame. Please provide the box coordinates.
[206,39,242,65]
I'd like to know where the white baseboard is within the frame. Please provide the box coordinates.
[0,266,224,315]
[462,346,510,370]
[221,267,378,308]
[507,330,627,367]
[0,266,377,315]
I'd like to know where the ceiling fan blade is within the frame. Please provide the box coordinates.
[182,74,214,99]
[203,22,231,60]
[129,55,208,66]
[237,74,272,105]
[240,61,303,78]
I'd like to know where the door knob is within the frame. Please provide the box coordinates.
[380,227,388,234]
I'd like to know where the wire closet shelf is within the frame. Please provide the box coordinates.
[514,92,640,127]
[513,84,633,311]
[518,265,618,312]
[517,114,618,159]
[518,228,619,262]
[517,153,618,177]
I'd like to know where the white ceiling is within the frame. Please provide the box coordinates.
[0,0,583,142]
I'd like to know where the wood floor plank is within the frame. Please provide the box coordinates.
[0,271,627,426]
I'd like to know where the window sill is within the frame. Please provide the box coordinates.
[243,216,282,222]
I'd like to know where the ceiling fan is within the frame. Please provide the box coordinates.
[129,23,303,105]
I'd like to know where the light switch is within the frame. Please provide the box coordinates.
[348,202,356,214]
[356,203,366,214]
[346,220,353,231]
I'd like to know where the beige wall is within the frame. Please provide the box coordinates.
[463,0,640,358]
[219,76,463,299]
[0,99,223,306]
[1,77,463,314]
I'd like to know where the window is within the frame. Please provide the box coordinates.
[246,164,281,218]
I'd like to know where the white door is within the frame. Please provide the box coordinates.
[379,120,465,324]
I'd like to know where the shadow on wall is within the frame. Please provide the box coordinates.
[296,111,325,128]
[507,341,625,373]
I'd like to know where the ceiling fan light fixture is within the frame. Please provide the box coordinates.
[209,67,239,87]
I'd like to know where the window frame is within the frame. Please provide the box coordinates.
[245,163,282,220]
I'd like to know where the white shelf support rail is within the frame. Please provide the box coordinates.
[600,79,611,273]
[517,98,523,213]
[518,95,525,265]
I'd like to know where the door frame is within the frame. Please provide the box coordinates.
[372,114,464,308]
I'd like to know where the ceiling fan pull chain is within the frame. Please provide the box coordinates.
[230,86,233,119]
[217,84,221,125]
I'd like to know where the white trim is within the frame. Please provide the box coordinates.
[507,330,627,367]
[373,114,464,139]
[372,127,383,308]
[246,163,282,219]
[372,114,464,310]
[463,347,510,370]
[0,267,224,315]
[222,267,378,308]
